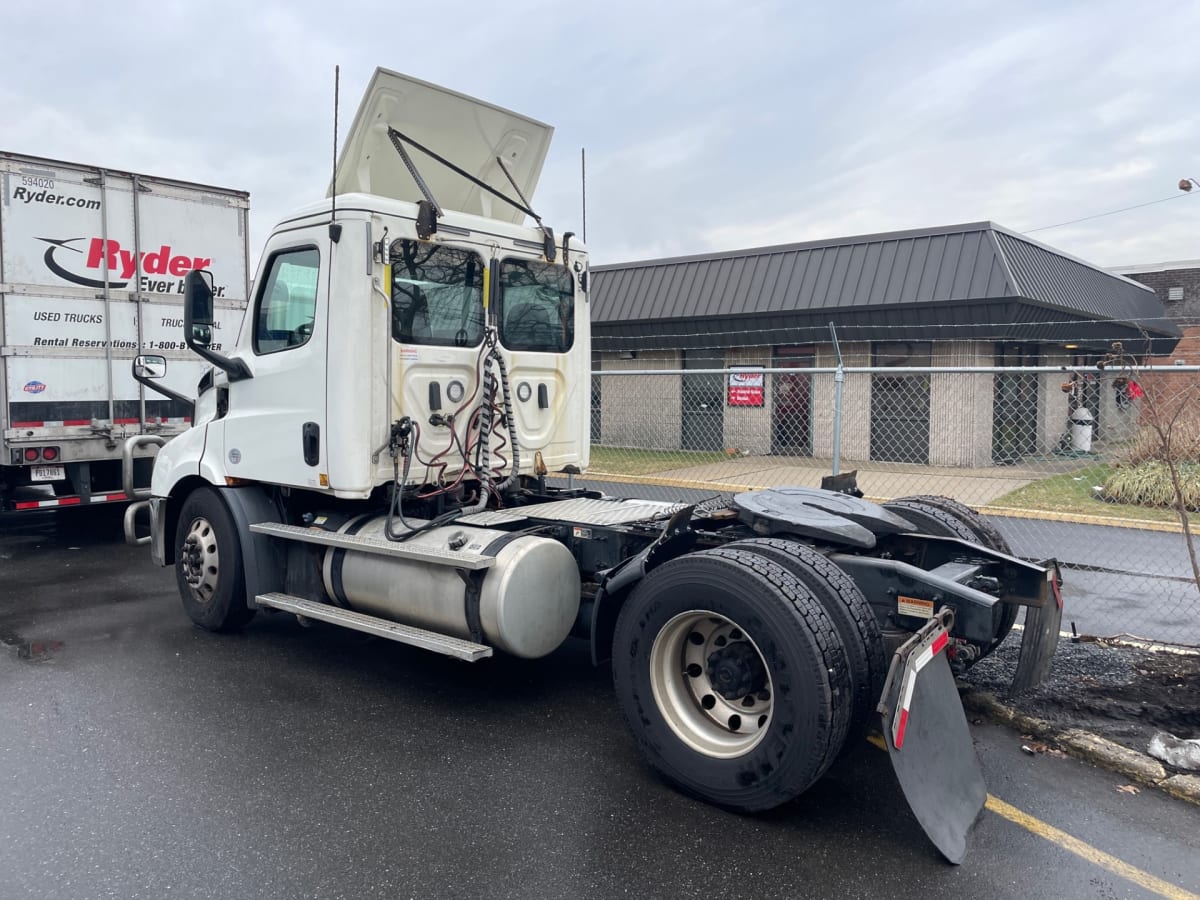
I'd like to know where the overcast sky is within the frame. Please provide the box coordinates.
[3,0,1197,269]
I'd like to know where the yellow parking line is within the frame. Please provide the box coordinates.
[983,795,1198,900]
[866,735,1196,899]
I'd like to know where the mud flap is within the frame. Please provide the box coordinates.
[877,610,985,865]
[1010,560,1064,695]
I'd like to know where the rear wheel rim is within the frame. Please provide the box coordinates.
[180,516,220,605]
[649,610,774,758]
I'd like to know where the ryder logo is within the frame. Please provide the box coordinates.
[36,237,212,290]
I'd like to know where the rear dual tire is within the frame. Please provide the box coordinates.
[727,537,886,747]
[612,548,851,813]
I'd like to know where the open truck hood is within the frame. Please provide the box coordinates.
[331,69,554,225]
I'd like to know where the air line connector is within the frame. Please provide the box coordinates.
[388,417,413,457]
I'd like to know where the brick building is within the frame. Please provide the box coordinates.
[1108,260,1200,365]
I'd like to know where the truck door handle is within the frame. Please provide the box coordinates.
[302,422,320,466]
[537,384,549,409]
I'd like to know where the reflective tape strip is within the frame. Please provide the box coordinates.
[13,496,81,509]
[12,493,126,510]
[893,629,950,750]
[12,418,188,427]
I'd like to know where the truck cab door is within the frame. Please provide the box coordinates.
[220,241,327,488]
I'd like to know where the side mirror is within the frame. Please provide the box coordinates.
[183,270,215,348]
[134,355,167,379]
[131,353,192,412]
[178,268,252,382]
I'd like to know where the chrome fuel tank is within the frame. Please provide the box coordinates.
[321,517,580,658]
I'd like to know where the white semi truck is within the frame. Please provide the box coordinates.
[124,70,1062,863]
[0,152,249,511]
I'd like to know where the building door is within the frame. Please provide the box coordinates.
[993,343,1039,463]
[870,341,931,464]
[681,349,725,451]
[772,345,814,455]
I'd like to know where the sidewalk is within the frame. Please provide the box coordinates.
[636,455,1035,506]
[583,454,1189,532]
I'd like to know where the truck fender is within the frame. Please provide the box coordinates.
[589,504,697,666]
[215,486,287,610]
[589,554,645,667]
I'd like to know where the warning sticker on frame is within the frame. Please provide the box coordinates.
[897,595,935,618]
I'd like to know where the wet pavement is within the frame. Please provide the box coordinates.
[2,507,1199,899]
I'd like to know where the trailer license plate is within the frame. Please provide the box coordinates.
[31,465,65,482]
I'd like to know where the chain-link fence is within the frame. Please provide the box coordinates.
[575,355,1200,647]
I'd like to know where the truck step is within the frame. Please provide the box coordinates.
[254,593,493,662]
[249,522,494,570]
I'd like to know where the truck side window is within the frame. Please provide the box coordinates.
[498,258,574,353]
[253,247,320,354]
[390,240,484,347]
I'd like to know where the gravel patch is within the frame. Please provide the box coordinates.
[962,633,1200,764]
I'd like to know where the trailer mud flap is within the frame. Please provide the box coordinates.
[1010,560,1064,695]
[877,610,985,864]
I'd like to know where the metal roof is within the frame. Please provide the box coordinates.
[590,222,1180,354]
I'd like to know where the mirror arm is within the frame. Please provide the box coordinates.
[185,339,253,381]
[132,367,196,420]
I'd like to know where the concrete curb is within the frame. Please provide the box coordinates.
[961,689,1200,806]
[977,505,1187,534]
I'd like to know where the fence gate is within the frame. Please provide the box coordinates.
[681,349,724,451]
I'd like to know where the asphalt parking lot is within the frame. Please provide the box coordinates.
[2,507,1199,900]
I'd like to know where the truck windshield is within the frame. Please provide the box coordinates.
[498,258,574,353]
[390,240,485,347]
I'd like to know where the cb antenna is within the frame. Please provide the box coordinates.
[329,65,342,242]
[581,147,587,243]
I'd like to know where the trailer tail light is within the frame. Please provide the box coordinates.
[15,446,60,463]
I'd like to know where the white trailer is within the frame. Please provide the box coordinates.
[0,152,249,510]
[124,70,1062,864]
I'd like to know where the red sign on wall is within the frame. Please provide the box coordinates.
[728,367,765,406]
